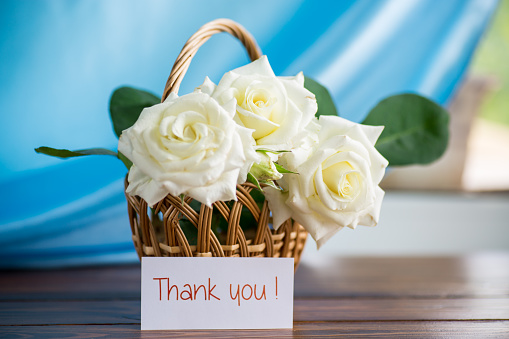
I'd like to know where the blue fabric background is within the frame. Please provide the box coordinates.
[0,0,498,267]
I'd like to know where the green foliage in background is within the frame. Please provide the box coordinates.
[472,0,509,126]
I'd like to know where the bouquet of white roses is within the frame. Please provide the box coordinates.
[36,19,448,255]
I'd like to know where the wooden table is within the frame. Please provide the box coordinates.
[1,254,509,337]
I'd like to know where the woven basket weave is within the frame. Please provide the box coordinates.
[125,19,308,271]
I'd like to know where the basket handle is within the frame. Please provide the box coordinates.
[161,18,262,102]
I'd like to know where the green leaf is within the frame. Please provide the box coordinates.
[109,86,161,138]
[246,172,262,191]
[304,76,338,117]
[117,151,133,170]
[259,180,280,190]
[362,93,449,166]
[35,147,117,158]
[274,163,297,174]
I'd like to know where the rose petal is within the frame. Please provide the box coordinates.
[126,165,170,207]
[195,76,216,96]
[230,55,276,77]
[263,187,293,230]
[186,169,239,207]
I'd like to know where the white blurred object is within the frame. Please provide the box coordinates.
[463,118,509,191]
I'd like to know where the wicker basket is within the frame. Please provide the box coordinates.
[124,19,308,271]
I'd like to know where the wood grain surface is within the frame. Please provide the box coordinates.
[1,254,509,337]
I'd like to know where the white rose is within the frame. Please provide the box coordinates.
[118,91,257,207]
[197,55,317,150]
[264,115,389,249]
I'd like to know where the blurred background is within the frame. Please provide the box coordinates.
[0,0,507,268]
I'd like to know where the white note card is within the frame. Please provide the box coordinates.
[141,257,294,330]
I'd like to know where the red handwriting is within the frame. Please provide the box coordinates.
[229,283,267,306]
[152,278,220,301]
[153,277,279,305]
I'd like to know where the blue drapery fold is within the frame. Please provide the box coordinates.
[0,0,498,267]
